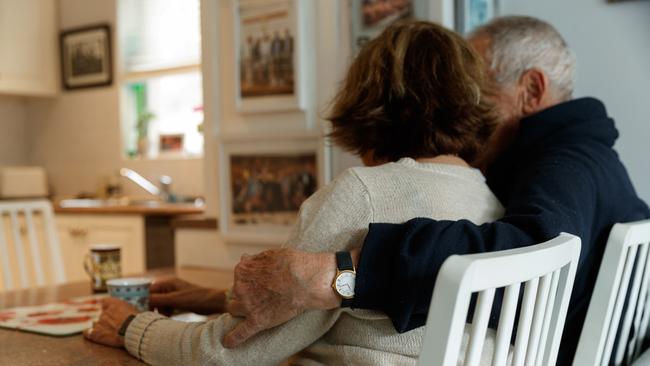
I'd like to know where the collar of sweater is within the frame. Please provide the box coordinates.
[512,97,619,151]
[396,157,486,182]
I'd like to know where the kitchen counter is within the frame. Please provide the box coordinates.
[53,199,206,271]
[54,200,204,216]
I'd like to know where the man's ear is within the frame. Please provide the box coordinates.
[519,68,549,115]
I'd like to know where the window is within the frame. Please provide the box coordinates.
[118,0,203,159]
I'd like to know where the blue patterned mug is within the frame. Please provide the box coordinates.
[106,278,152,312]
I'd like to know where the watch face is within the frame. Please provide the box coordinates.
[335,271,356,298]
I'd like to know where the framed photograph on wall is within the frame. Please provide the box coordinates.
[455,0,497,34]
[219,135,324,244]
[235,0,307,113]
[350,0,414,54]
[60,24,112,90]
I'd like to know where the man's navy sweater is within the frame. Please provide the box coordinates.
[352,97,650,365]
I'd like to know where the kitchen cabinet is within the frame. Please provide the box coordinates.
[0,0,58,96]
[56,214,145,283]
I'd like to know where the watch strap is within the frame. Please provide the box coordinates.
[335,251,354,271]
[335,251,355,308]
[118,314,136,336]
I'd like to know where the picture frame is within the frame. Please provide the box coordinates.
[159,134,184,154]
[234,0,307,113]
[454,0,496,34]
[350,0,414,54]
[60,24,113,90]
[219,135,325,245]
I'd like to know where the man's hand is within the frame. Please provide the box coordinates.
[223,248,358,348]
[83,297,138,348]
[150,277,226,316]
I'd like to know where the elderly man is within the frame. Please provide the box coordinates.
[220,15,649,365]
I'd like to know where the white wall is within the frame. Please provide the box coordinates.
[26,0,204,198]
[0,96,29,166]
[177,0,353,269]
[498,0,650,203]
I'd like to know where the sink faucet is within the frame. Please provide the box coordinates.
[119,168,174,202]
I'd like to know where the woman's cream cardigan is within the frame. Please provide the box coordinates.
[124,158,504,365]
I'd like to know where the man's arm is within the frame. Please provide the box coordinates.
[355,151,598,332]
[148,277,227,316]
[228,149,598,342]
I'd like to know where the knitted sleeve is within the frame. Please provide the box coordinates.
[124,168,372,365]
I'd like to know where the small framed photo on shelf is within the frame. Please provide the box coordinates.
[235,0,307,113]
[159,134,184,153]
[219,135,324,245]
[60,24,112,90]
[350,0,414,54]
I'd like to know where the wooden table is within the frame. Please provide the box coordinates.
[0,267,233,366]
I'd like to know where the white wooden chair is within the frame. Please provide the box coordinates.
[417,233,581,366]
[0,200,65,290]
[574,219,650,366]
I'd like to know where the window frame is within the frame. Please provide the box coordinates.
[117,0,204,161]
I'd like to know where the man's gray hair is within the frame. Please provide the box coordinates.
[470,16,576,101]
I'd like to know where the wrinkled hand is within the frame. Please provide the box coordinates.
[150,277,226,316]
[223,248,340,348]
[83,297,138,348]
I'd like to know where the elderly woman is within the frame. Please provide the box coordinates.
[85,21,504,365]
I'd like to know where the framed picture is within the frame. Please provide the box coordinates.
[60,24,112,90]
[455,0,496,34]
[219,136,324,244]
[350,0,414,53]
[159,134,184,152]
[235,0,307,113]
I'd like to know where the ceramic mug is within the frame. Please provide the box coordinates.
[106,277,152,312]
[84,244,122,292]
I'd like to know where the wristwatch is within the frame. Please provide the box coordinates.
[118,314,136,336]
[332,251,356,307]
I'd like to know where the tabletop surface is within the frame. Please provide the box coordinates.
[0,267,233,366]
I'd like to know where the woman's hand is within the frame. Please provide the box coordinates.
[83,297,138,348]
[150,277,226,315]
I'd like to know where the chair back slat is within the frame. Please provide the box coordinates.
[534,269,560,366]
[512,278,539,366]
[602,247,639,366]
[524,272,553,366]
[574,219,650,366]
[492,284,521,366]
[633,246,650,360]
[0,200,65,290]
[465,288,496,366]
[41,204,65,283]
[9,210,29,288]
[0,216,13,289]
[540,261,577,365]
[417,233,581,366]
[24,210,45,286]
[614,244,649,365]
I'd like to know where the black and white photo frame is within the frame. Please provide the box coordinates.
[235,0,308,113]
[60,24,113,90]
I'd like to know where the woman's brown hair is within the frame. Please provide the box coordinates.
[328,21,497,163]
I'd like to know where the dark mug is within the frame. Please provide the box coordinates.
[84,244,122,292]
